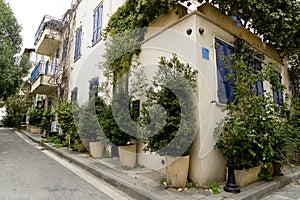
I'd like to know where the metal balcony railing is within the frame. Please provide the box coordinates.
[34,15,63,43]
[30,61,58,83]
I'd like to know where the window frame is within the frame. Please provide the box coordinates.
[92,2,103,44]
[215,38,235,105]
[215,38,265,105]
[272,73,284,105]
[74,26,82,61]
[89,77,99,100]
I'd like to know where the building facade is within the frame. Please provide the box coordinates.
[26,1,291,186]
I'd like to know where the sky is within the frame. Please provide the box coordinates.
[5,0,73,52]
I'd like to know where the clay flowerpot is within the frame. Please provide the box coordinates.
[118,144,136,168]
[165,155,190,188]
[89,141,104,158]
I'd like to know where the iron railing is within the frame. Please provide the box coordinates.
[34,15,63,43]
[30,61,58,83]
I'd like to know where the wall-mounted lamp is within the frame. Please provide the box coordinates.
[199,28,205,35]
[186,28,192,35]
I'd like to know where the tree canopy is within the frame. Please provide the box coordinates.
[0,0,30,100]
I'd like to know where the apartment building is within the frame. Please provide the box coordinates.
[27,0,291,186]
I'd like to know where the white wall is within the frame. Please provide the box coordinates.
[69,0,125,104]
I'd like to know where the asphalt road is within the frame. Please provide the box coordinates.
[0,128,134,200]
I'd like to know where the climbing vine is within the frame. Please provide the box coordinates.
[103,0,300,99]
[103,0,179,83]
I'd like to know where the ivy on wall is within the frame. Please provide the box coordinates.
[102,0,179,82]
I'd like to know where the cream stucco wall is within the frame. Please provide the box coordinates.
[136,5,291,186]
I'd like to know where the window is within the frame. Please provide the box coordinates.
[215,38,235,104]
[71,87,78,103]
[252,59,264,96]
[215,39,265,104]
[74,27,82,60]
[89,78,99,100]
[92,2,103,44]
[272,74,284,105]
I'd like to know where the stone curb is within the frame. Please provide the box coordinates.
[20,130,163,200]
[224,169,300,200]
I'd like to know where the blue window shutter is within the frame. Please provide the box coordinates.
[255,79,264,96]
[74,27,82,60]
[272,74,283,105]
[215,38,235,104]
[273,90,279,104]
[92,10,98,43]
[253,60,264,96]
[92,3,103,43]
[226,45,235,103]
[97,4,103,41]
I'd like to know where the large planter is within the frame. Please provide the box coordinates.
[118,144,136,168]
[233,166,261,187]
[165,155,190,188]
[89,141,105,158]
[81,138,90,151]
[30,126,41,134]
[75,140,86,152]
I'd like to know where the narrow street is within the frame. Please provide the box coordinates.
[0,128,134,200]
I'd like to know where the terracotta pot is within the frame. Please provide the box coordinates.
[118,144,136,168]
[89,141,104,158]
[165,155,190,188]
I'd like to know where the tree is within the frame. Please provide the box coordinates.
[0,0,29,100]
[1,95,32,128]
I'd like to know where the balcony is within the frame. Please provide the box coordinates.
[35,15,62,56]
[30,61,58,95]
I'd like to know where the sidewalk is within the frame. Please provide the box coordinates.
[19,129,300,200]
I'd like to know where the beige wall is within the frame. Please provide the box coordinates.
[136,8,290,186]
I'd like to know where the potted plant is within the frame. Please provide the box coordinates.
[40,108,54,137]
[56,102,81,151]
[78,99,105,158]
[141,54,198,188]
[215,39,288,186]
[96,87,138,167]
[28,106,43,134]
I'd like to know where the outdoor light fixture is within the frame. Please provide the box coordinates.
[186,28,192,35]
[199,27,204,35]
